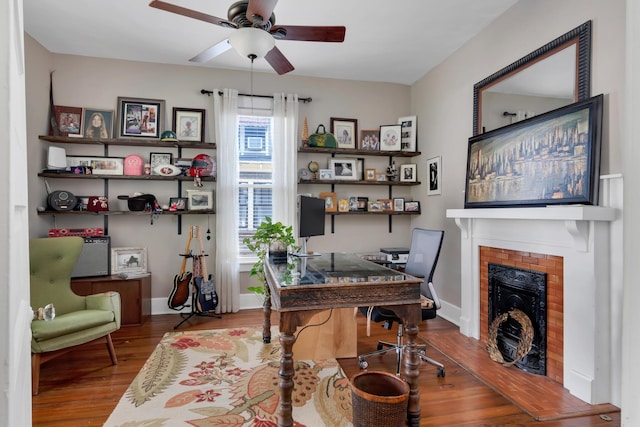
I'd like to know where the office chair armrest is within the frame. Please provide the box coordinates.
[427,281,442,310]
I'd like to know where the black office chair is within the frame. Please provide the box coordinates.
[358,228,446,377]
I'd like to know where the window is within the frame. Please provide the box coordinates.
[238,114,273,256]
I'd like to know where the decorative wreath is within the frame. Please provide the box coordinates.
[486,308,534,367]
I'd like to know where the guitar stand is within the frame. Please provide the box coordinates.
[173,299,221,330]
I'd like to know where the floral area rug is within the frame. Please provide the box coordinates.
[104,326,353,427]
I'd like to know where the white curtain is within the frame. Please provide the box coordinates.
[272,93,299,232]
[213,89,240,313]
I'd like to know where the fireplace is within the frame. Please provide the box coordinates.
[488,263,547,375]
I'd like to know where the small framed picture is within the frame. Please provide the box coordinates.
[393,198,405,212]
[368,201,384,212]
[365,168,377,181]
[360,129,380,150]
[427,156,442,195]
[400,163,417,182]
[329,158,358,180]
[330,117,358,149]
[53,105,82,136]
[405,201,421,212]
[379,124,402,151]
[82,108,114,139]
[319,192,337,212]
[111,247,147,275]
[398,115,417,152]
[187,190,214,210]
[376,172,387,182]
[116,96,165,139]
[338,198,350,212]
[357,197,369,211]
[173,107,205,142]
[150,152,173,174]
[169,197,187,211]
[378,199,393,212]
[66,156,124,175]
[349,196,359,211]
[319,169,334,180]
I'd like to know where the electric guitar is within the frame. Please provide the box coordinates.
[167,228,193,310]
[193,226,218,313]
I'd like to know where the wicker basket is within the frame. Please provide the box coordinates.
[351,371,410,427]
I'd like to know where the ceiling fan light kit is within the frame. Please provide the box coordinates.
[229,27,275,60]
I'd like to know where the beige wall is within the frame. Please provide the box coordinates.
[408,0,626,316]
[24,34,413,300]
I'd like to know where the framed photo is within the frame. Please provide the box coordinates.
[187,190,214,210]
[53,105,82,136]
[329,158,358,181]
[376,172,387,182]
[82,108,114,139]
[379,124,402,151]
[319,192,337,212]
[378,198,393,212]
[173,107,205,142]
[169,197,187,211]
[398,115,417,152]
[116,96,165,139]
[319,169,334,180]
[427,156,442,195]
[149,152,173,174]
[348,196,359,211]
[365,168,377,181]
[111,247,147,275]
[393,198,405,212]
[400,163,417,182]
[405,201,421,212]
[356,157,365,180]
[338,198,350,212]
[66,156,124,175]
[360,129,380,151]
[368,201,384,212]
[357,197,368,211]
[330,117,358,149]
[465,94,603,208]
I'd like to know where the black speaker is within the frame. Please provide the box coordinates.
[71,236,111,278]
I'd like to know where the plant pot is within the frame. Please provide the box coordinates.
[269,250,288,264]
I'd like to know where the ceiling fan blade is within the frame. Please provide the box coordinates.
[190,39,232,63]
[246,0,278,25]
[149,0,237,29]
[265,47,294,75]
[270,25,346,43]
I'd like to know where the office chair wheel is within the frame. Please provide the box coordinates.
[437,367,445,378]
[358,358,369,369]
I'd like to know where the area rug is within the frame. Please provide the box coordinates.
[104,327,353,427]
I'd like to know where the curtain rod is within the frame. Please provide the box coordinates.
[200,89,312,103]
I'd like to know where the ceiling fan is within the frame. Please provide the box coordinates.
[149,0,346,75]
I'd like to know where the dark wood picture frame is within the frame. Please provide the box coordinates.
[116,96,165,139]
[330,117,358,149]
[53,105,82,136]
[465,94,603,208]
[173,107,205,142]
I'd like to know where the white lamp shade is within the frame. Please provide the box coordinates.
[229,27,275,59]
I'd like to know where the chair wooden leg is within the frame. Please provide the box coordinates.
[106,334,118,365]
[31,353,41,396]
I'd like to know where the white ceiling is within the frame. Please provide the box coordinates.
[23,0,519,86]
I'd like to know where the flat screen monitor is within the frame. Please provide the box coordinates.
[298,196,325,238]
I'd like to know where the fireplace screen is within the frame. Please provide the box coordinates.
[488,263,547,375]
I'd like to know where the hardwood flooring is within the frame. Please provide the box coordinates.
[32,310,621,426]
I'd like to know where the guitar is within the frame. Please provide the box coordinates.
[193,226,218,313]
[167,227,193,310]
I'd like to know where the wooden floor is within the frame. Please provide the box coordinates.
[32,309,621,426]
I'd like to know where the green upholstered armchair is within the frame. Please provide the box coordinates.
[29,236,121,395]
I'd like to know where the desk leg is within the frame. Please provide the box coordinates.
[404,323,421,427]
[277,314,296,427]
[262,293,272,344]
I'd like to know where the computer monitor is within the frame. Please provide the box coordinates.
[298,195,325,254]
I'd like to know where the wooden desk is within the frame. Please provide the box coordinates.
[264,253,423,427]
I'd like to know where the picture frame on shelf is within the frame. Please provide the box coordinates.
[187,189,214,210]
[400,163,417,182]
[173,107,205,142]
[66,155,124,175]
[367,201,384,212]
[357,197,368,211]
[360,129,380,150]
[356,157,365,180]
[319,169,334,180]
[149,152,173,175]
[398,115,417,152]
[338,198,350,212]
[330,117,358,149]
[53,105,82,137]
[365,168,376,181]
[393,198,405,212]
[379,124,402,151]
[319,192,337,212]
[82,108,114,139]
[348,196,359,211]
[405,201,421,212]
[111,247,147,275]
[427,156,442,195]
[329,158,358,180]
[169,197,187,211]
[465,94,603,208]
[375,172,387,182]
[116,96,165,139]
[378,199,393,212]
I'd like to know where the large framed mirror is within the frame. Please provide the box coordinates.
[473,20,591,135]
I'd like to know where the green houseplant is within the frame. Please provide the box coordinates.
[243,217,299,297]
